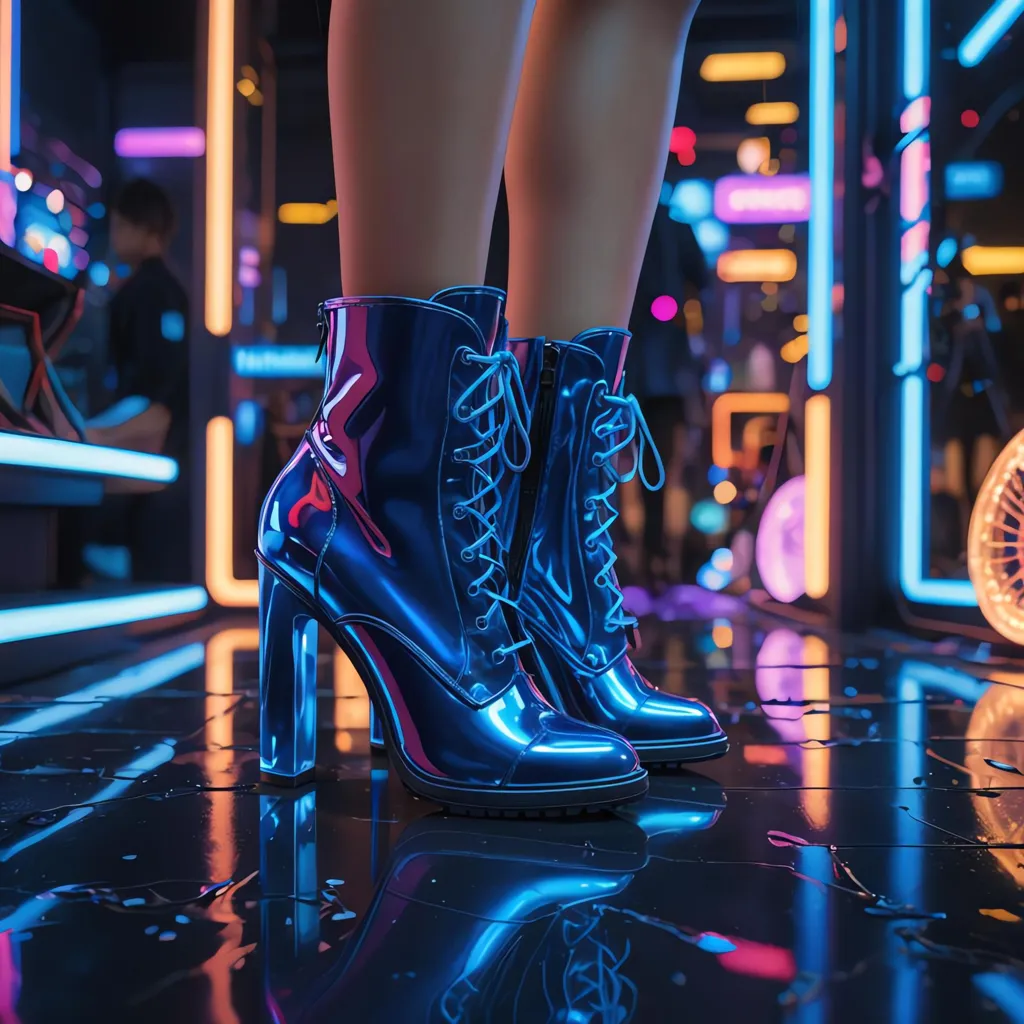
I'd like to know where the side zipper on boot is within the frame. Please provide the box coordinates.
[507,342,559,595]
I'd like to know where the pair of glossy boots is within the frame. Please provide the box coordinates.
[257,286,727,814]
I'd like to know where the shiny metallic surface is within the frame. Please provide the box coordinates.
[257,293,646,808]
[0,601,1017,1021]
[507,331,728,762]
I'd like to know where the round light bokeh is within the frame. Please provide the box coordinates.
[755,474,805,604]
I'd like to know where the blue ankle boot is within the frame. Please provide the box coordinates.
[502,330,728,765]
[257,291,648,813]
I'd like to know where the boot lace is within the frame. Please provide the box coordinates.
[452,350,535,663]
[584,382,665,631]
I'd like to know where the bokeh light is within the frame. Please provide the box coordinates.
[650,295,678,322]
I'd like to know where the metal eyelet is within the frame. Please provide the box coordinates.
[452,505,467,520]
[453,450,467,462]
[467,582,481,597]
[461,549,475,562]
[584,539,598,551]
[491,649,507,665]
[592,454,604,467]
[460,405,471,416]
[475,615,489,630]
[460,350,473,364]
[583,498,596,511]
[585,651,599,667]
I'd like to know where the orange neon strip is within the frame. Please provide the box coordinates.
[700,51,786,82]
[804,395,831,599]
[205,417,259,607]
[205,0,234,336]
[0,0,12,173]
[717,249,798,283]
[711,392,790,469]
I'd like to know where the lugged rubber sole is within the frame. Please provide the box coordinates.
[257,558,649,815]
[633,734,730,767]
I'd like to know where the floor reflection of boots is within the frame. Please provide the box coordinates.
[296,815,648,1023]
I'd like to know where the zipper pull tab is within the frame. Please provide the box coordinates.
[315,303,328,363]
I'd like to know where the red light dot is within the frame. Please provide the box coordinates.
[961,109,980,128]
[669,126,696,153]
[43,248,60,274]
[677,150,696,166]
[926,363,946,383]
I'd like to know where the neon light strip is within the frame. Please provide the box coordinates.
[232,345,322,378]
[804,396,830,598]
[205,0,234,337]
[206,417,259,606]
[897,0,976,607]
[807,0,835,391]
[0,0,12,171]
[0,433,178,482]
[8,0,17,158]
[903,0,929,100]
[0,643,204,744]
[0,588,207,644]
[958,0,1024,67]
[115,127,206,158]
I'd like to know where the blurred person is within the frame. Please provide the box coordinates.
[625,204,708,588]
[85,178,192,583]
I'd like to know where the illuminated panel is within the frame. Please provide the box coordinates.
[755,474,806,603]
[745,102,799,125]
[206,416,259,607]
[894,0,974,606]
[232,344,322,378]
[958,0,1024,68]
[899,138,930,222]
[807,0,835,391]
[804,395,830,599]
[711,392,790,468]
[700,51,786,82]
[278,200,337,225]
[714,174,810,224]
[0,0,12,170]
[0,588,208,644]
[115,127,206,158]
[716,249,797,283]
[945,161,1004,200]
[205,0,234,337]
[962,246,1024,275]
[0,432,178,482]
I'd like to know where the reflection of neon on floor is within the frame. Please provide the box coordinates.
[801,636,831,830]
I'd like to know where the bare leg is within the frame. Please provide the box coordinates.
[328,0,536,297]
[505,0,700,338]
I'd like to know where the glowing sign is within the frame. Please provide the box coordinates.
[278,200,337,225]
[755,475,805,603]
[115,127,206,158]
[714,174,810,224]
[716,249,797,283]
[700,52,786,82]
[745,102,799,125]
[962,246,1024,275]
[945,161,1003,200]
[232,345,322,378]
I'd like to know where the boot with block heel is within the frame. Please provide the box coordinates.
[501,331,729,766]
[257,289,648,814]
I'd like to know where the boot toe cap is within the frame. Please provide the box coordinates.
[623,691,726,747]
[507,714,642,789]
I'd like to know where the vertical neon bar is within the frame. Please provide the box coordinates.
[205,0,235,337]
[807,0,835,391]
[903,0,929,100]
[0,0,12,172]
[805,395,831,598]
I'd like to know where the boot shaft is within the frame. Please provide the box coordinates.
[259,292,527,706]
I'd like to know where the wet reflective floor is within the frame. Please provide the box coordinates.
[1,589,1022,1023]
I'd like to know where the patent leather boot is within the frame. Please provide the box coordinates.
[295,814,647,1022]
[503,331,729,765]
[256,292,648,813]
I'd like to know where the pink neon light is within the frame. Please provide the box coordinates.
[755,475,805,603]
[114,127,206,158]
[713,174,811,224]
[900,139,930,222]
[901,220,930,270]
[238,265,261,289]
[239,245,260,267]
[650,295,678,321]
[899,96,931,134]
[717,937,797,982]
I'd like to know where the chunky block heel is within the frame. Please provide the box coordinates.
[259,563,319,787]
